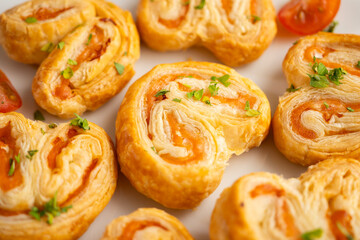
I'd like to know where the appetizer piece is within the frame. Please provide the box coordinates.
[274,33,360,166]
[32,0,140,118]
[116,61,271,209]
[0,0,96,64]
[278,0,340,35]
[210,158,360,240]
[0,112,117,240]
[0,70,22,112]
[137,0,277,66]
[101,208,193,240]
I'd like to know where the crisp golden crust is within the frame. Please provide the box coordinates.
[210,158,360,240]
[274,33,360,166]
[137,0,277,66]
[0,112,117,240]
[116,61,271,209]
[101,208,193,240]
[29,0,139,118]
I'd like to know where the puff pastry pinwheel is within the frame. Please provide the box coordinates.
[28,0,139,118]
[210,158,360,240]
[116,61,271,209]
[273,33,360,166]
[0,112,117,240]
[101,208,193,240]
[137,0,277,67]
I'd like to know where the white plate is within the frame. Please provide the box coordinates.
[0,0,359,239]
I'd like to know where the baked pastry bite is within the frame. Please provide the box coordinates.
[210,158,360,240]
[273,33,360,166]
[30,0,140,118]
[0,0,96,64]
[101,208,193,240]
[137,0,277,66]
[116,61,271,209]
[0,112,117,240]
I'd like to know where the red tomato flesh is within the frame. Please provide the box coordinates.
[0,70,22,112]
[278,0,341,35]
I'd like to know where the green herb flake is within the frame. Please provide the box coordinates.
[25,17,37,23]
[114,62,125,75]
[300,228,323,240]
[286,84,301,92]
[123,51,128,56]
[14,153,20,163]
[308,74,330,88]
[86,33,92,45]
[183,1,190,5]
[26,150,38,160]
[57,41,65,50]
[48,123,58,129]
[40,128,46,135]
[61,67,73,79]
[244,101,261,117]
[311,57,328,76]
[347,107,355,112]
[195,0,206,9]
[356,61,360,69]
[324,102,329,109]
[251,15,261,23]
[151,146,158,154]
[177,75,194,79]
[208,83,219,96]
[193,89,204,100]
[8,158,15,176]
[182,83,192,88]
[211,74,231,87]
[187,91,195,98]
[70,114,90,130]
[67,59,77,66]
[34,110,45,121]
[293,40,299,45]
[172,98,181,103]
[324,21,338,33]
[244,101,250,111]
[202,96,211,105]
[328,68,346,85]
[336,222,354,240]
[154,90,170,97]
[41,42,55,53]
[28,191,72,225]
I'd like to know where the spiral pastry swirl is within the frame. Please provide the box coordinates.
[210,158,360,240]
[0,112,117,240]
[101,208,193,240]
[116,61,271,209]
[137,0,277,66]
[274,33,360,166]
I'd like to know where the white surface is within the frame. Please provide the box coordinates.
[0,0,359,239]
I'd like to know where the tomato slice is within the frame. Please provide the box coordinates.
[278,0,341,35]
[0,70,22,113]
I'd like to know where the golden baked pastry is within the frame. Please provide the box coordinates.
[210,158,360,240]
[137,0,277,67]
[273,33,360,166]
[29,0,139,118]
[101,208,193,240]
[116,61,271,209]
[0,112,117,240]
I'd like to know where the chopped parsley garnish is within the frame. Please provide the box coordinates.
[308,74,329,88]
[293,40,299,45]
[114,62,124,75]
[172,98,181,103]
[183,1,190,5]
[194,0,206,9]
[324,21,338,33]
[324,102,329,109]
[8,153,20,176]
[193,89,203,100]
[356,61,360,69]
[29,191,72,225]
[300,228,323,240]
[67,59,77,66]
[244,100,261,117]
[26,150,38,160]
[48,123,58,129]
[40,128,46,135]
[177,75,194,79]
[208,83,219,96]
[123,51,128,56]
[309,57,346,87]
[347,107,355,112]
[312,58,328,75]
[286,84,301,92]
[86,33,92,45]
[182,83,192,88]
[57,41,65,50]
[328,68,346,85]
[155,90,170,97]
[25,17,37,23]
[202,96,211,105]
[211,74,231,87]
[151,146,157,154]
[70,114,90,130]
[41,42,55,53]
[61,67,73,79]
[336,222,354,240]
[251,15,261,23]
[34,110,45,121]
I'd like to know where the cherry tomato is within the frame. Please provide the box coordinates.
[278,0,341,35]
[0,70,22,112]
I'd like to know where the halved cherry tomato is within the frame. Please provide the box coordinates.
[278,0,341,35]
[0,70,22,112]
